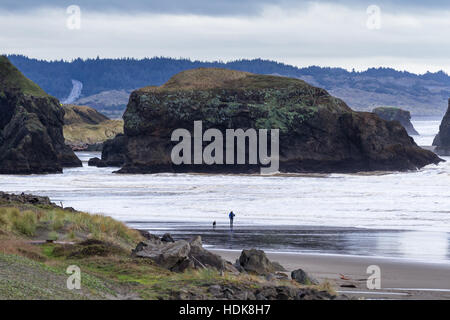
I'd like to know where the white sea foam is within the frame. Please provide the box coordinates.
[0,120,448,233]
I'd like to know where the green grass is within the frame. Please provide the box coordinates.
[140,68,311,92]
[0,206,141,247]
[63,120,124,145]
[0,201,336,300]
[0,56,48,97]
[0,253,115,299]
[0,208,37,236]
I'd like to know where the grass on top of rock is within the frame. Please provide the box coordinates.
[0,56,48,97]
[0,205,141,248]
[140,68,316,92]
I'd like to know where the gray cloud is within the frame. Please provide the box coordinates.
[1,0,450,16]
[0,1,449,74]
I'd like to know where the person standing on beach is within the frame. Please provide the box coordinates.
[229,211,235,230]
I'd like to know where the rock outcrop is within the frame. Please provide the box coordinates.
[0,191,53,206]
[132,234,237,273]
[200,284,339,300]
[372,107,419,136]
[433,99,450,156]
[114,68,441,174]
[291,269,318,285]
[0,56,81,174]
[88,133,127,167]
[0,191,76,212]
[235,249,286,275]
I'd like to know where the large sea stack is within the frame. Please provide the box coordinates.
[372,107,419,136]
[111,68,440,173]
[0,56,81,174]
[433,99,450,156]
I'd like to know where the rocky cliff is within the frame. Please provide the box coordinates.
[433,99,450,156]
[0,56,81,174]
[112,68,440,173]
[372,107,419,136]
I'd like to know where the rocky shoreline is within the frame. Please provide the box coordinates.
[132,230,343,300]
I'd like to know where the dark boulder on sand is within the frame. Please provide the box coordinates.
[161,233,175,243]
[433,99,450,156]
[0,56,81,174]
[115,68,441,174]
[291,268,319,285]
[236,249,286,275]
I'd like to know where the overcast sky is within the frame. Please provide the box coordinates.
[1,0,449,74]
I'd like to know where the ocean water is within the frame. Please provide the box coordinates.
[0,119,449,261]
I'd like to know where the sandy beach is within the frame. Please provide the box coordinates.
[212,249,450,300]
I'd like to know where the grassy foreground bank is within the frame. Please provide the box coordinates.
[0,198,334,300]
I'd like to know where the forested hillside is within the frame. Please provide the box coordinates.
[8,55,450,117]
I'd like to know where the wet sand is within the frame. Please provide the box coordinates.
[140,224,450,263]
[212,249,450,300]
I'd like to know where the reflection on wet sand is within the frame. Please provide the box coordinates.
[130,223,450,263]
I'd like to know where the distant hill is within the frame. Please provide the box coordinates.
[63,104,109,125]
[7,55,450,117]
[62,104,123,147]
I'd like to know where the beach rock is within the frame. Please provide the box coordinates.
[296,288,335,300]
[171,258,195,273]
[131,241,148,255]
[85,143,103,151]
[132,235,233,273]
[189,235,203,248]
[161,233,175,243]
[135,229,160,241]
[188,238,227,271]
[208,285,222,295]
[0,56,81,174]
[0,191,53,206]
[68,142,104,152]
[237,249,286,275]
[100,133,127,166]
[291,268,319,285]
[88,157,107,167]
[373,107,419,136]
[433,99,450,156]
[134,239,191,270]
[266,272,289,281]
[115,68,441,174]
[174,279,343,300]
[89,133,127,167]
